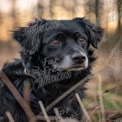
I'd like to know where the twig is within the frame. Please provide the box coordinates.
[98,75,105,122]
[54,108,63,121]
[97,109,101,122]
[38,101,51,122]
[44,74,92,112]
[103,85,122,93]
[54,108,79,122]
[23,81,31,106]
[54,108,62,119]
[6,111,15,122]
[86,106,100,122]
[0,71,35,121]
[75,93,91,122]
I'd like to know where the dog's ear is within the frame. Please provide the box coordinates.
[73,18,104,48]
[13,19,46,54]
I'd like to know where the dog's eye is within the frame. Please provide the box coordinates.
[50,40,62,47]
[78,38,85,44]
[75,33,86,44]
[52,40,61,45]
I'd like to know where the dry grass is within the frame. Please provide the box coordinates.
[0,41,122,122]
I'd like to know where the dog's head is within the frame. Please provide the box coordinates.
[13,18,104,73]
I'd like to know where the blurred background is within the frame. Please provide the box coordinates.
[0,0,122,121]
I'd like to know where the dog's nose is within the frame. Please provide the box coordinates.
[72,54,86,64]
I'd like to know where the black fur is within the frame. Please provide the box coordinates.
[0,18,104,122]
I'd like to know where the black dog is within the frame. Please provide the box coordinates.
[0,18,104,122]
